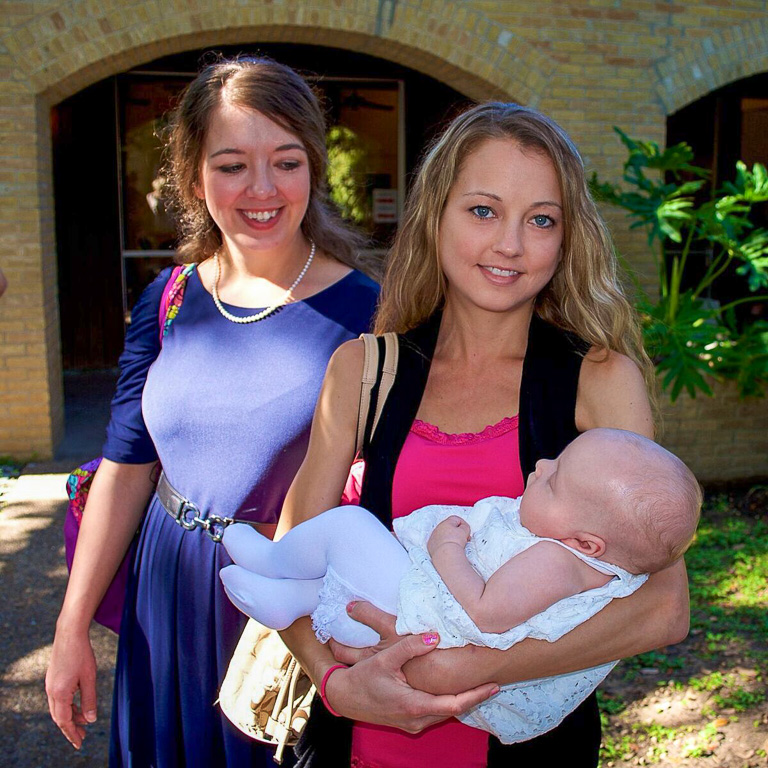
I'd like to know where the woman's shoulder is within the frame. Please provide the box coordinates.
[581,347,643,387]
[305,266,380,333]
[310,253,379,296]
[577,349,653,435]
[326,336,366,378]
[328,266,380,297]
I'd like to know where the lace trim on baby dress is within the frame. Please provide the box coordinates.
[410,415,519,445]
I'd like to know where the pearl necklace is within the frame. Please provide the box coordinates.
[211,241,315,324]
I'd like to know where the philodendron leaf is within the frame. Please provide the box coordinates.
[595,131,768,401]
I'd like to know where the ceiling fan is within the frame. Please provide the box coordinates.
[340,90,394,111]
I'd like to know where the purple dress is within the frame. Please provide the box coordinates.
[106,267,378,767]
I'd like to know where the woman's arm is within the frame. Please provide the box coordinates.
[275,340,363,537]
[46,460,156,748]
[277,341,498,727]
[575,348,655,437]
[402,559,687,693]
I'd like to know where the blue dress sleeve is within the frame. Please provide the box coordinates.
[102,268,173,463]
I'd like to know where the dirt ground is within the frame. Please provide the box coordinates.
[600,489,768,768]
[0,472,765,767]
[0,472,116,767]
[601,648,768,767]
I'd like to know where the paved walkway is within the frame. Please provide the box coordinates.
[0,372,118,766]
[0,473,117,766]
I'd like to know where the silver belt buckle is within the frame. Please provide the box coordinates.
[175,499,200,530]
[159,472,235,541]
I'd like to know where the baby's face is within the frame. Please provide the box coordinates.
[519,435,605,539]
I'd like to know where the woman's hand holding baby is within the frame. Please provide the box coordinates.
[329,601,401,664]
[323,604,499,732]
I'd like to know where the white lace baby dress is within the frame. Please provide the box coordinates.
[393,496,648,744]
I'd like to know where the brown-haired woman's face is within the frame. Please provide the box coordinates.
[438,138,563,317]
[194,100,311,257]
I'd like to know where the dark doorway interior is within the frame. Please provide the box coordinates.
[666,71,768,321]
[53,79,125,369]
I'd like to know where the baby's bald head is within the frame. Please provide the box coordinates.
[576,429,701,574]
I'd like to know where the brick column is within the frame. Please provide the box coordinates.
[0,86,63,459]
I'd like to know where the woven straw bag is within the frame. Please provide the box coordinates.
[218,620,315,763]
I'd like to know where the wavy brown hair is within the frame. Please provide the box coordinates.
[162,55,365,266]
[375,102,656,407]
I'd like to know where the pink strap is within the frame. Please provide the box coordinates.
[158,266,185,345]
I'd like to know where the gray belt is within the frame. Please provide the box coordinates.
[156,471,278,543]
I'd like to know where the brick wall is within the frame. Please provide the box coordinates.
[0,0,766,477]
[661,383,768,484]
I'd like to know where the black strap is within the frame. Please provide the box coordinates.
[518,314,589,477]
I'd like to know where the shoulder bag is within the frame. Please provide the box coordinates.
[63,264,196,633]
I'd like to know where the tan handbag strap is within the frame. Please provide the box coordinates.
[356,333,379,457]
[272,660,300,763]
[374,332,398,435]
[355,332,398,457]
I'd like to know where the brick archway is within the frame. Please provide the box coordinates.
[0,1,557,457]
[8,1,555,105]
[655,17,768,115]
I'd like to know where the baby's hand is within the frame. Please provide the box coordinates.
[427,516,471,557]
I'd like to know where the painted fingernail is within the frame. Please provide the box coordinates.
[346,601,358,613]
[490,686,500,696]
[423,632,439,646]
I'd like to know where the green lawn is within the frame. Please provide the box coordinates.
[599,489,768,766]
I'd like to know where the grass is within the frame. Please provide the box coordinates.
[0,456,24,511]
[599,488,768,766]
[0,456,23,480]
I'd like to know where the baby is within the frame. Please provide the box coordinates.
[220,428,701,744]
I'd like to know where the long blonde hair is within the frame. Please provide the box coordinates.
[375,102,656,402]
[163,55,366,267]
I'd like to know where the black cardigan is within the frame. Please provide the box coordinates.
[295,312,600,768]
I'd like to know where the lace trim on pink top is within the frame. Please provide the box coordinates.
[410,414,519,445]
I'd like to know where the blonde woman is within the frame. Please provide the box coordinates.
[273,103,687,767]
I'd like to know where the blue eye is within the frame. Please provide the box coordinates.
[532,214,554,228]
[219,164,244,174]
[470,205,494,219]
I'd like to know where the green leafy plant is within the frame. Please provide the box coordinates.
[326,125,371,225]
[592,129,768,400]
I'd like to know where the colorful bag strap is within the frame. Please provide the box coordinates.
[158,263,197,343]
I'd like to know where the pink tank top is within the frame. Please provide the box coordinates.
[351,416,525,768]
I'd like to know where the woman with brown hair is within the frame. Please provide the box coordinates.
[45,56,378,767]
[273,102,687,767]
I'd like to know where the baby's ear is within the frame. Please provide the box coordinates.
[561,533,606,559]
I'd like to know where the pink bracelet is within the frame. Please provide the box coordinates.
[319,663,349,717]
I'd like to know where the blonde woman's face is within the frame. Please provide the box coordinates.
[438,138,563,318]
